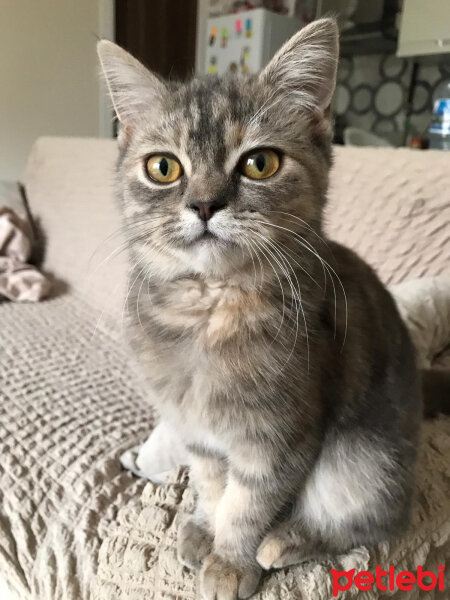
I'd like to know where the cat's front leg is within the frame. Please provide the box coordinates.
[200,451,296,600]
[178,445,227,570]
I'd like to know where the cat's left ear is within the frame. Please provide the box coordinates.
[97,40,167,125]
[260,18,339,115]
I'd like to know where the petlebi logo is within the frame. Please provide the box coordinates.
[331,564,446,596]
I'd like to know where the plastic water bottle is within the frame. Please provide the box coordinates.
[429,79,450,150]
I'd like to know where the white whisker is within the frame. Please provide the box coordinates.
[252,219,348,349]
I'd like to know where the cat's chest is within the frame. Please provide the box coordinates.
[132,278,273,427]
[150,277,272,347]
[151,349,233,437]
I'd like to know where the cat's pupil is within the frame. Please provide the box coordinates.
[255,154,266,172]
[160,158,169,176]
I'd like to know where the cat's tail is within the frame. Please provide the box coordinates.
[422,368,450,417]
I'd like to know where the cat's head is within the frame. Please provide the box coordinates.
[98,18,338,280]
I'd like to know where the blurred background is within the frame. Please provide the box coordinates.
[1,0,450,182]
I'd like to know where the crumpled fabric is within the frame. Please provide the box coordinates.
[0,207,50,302]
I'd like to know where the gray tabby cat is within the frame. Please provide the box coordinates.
[98,19,422,599]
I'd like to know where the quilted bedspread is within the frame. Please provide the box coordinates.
[0,296,153,600]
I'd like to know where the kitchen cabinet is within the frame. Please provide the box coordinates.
[397,0,450,57]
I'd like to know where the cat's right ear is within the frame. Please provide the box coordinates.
[97,40,166,125]
[259,18,339,115]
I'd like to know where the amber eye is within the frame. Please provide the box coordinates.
[240,149,280,180]
[146,155,182,183]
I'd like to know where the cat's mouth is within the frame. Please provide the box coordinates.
[192,224,220,243]
[178,222,236,250]
[199,230,216,240]
[171,226,225,250]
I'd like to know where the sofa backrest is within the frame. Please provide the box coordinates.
[328,146,449,286]
[23,137,449,317]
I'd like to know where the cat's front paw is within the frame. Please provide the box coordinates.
[200,553,261,600]
[257,528,315,570]
[177,518,213,571]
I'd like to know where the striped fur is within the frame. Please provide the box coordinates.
[98,18,422,600]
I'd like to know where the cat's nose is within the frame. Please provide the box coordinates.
[188,198,227,222]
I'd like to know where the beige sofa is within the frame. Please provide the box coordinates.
[0,137,449,600]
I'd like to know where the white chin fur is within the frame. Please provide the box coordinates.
[142,231,245,280]
[138,210,247,280]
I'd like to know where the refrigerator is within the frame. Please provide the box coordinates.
[204,8,303,76]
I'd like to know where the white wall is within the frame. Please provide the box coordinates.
[0,0,114,181]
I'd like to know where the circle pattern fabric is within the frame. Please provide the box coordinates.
[334,54,448,141]
[333,83,351,116]
[351,84,373,115]
[374,81,404,118]
[379,55,408,80]
[411,81,432,115]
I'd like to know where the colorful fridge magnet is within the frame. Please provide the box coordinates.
[235,19,242,37]
[246,18,252,38]
[209,56,218,75]
[241,46,250,74]
[209,26,217,46]
[221,28,228,48]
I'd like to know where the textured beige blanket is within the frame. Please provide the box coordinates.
[0,207,50,302]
